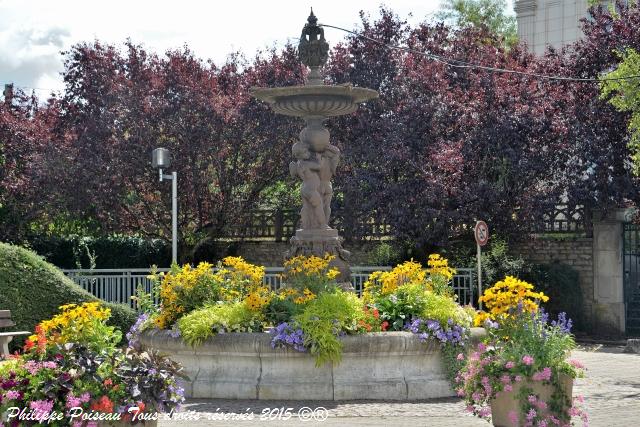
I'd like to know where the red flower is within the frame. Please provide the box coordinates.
[90,395,114,413]
[381,321,389,331]
[103,378,113,387]
[372,309,380,319]
[35,325,47,354]
[23,339,35,352]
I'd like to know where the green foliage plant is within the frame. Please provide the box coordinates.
[600,48,640,174]
[293,290,363,367]
[178,302,263,347]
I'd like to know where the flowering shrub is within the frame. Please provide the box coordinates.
[0,303,185,426]
[474,276,549,327]
[24,302,120,355]
[153,257,265,329]
[458,304,587,426]
[356,306,387,332]
[283,254,340,294]
[363,259,426,299]
[144,254,471,376]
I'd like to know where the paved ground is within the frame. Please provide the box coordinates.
[159,345,640,427]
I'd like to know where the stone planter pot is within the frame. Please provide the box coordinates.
[140,330,457,401]
[490,375,573,427]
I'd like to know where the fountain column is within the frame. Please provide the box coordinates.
[251,10,378,286]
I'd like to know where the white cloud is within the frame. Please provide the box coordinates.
[0,0,496,96]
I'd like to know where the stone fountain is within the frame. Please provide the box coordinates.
[140,12,474,400]
[251,10,378,284]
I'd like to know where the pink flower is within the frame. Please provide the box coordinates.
[24,361,41,375]
[539,421,548,427]
[569,359,585,369]
[4,390,20,400]
[527,394,537,403]
[30,400,54,412]
[466,405,475,413]
[532,368,551,381]
[515,375,523,382]
[472,392,482,402]
[536,400,548,410]
[550,415,560,425]
[575,395,585,403]
[505,361,515,369]
[569,407,580,417]
[457,353,465,361]
[478,407,491,418]
[79,392,91,403]
[500,375,511,384]
[477,343,487,352]
[522,355,534,366]
[481,376,490,385]
[66,393,82,409]
[526,408,537,420]
[504,384,513,392]
[456,389,465,397]
[508,410,519,425]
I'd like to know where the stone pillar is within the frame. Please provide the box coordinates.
[592,209,630,336]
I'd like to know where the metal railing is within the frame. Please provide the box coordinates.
[63,266,476,309]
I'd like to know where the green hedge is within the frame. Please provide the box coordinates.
[28,235,171,269]
[0,242,136,350]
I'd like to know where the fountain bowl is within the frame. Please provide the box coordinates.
[250,85,378,118]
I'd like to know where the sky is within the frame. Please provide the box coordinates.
[0,0,514,98]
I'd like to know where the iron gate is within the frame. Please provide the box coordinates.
[623,223,640,336]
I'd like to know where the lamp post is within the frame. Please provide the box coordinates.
[151,148,178,265]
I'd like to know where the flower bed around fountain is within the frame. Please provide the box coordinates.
[133,254,482,402]
[140,329,468,401]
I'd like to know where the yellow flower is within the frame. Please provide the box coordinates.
[476,276,549,323]
[426,254,456,281]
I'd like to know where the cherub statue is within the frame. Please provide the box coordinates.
[318,144,340,222]
[290,142,327,229]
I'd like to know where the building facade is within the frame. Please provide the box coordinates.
[514,0,591,55]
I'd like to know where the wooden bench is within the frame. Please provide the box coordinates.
[0,310,30,357]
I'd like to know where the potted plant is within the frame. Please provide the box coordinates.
[0,303,185,426]
[457,277,588,426]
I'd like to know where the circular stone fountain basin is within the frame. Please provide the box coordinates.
[140,330,459,401]
[250,85,378,117]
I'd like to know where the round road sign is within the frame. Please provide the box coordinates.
[475,221,489,246]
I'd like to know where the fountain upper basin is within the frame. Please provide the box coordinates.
[250,84,378,117]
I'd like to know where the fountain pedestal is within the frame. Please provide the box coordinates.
[251,10,378,285]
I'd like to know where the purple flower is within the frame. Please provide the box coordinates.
[551,312,573,334]
[127,313,150,348]
[270,322,307,353]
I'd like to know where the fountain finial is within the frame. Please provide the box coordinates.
[298,7,329,84]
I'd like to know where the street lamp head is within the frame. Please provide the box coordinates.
[152,148,171,169]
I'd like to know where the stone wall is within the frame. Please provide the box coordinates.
[512,236,594,328]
